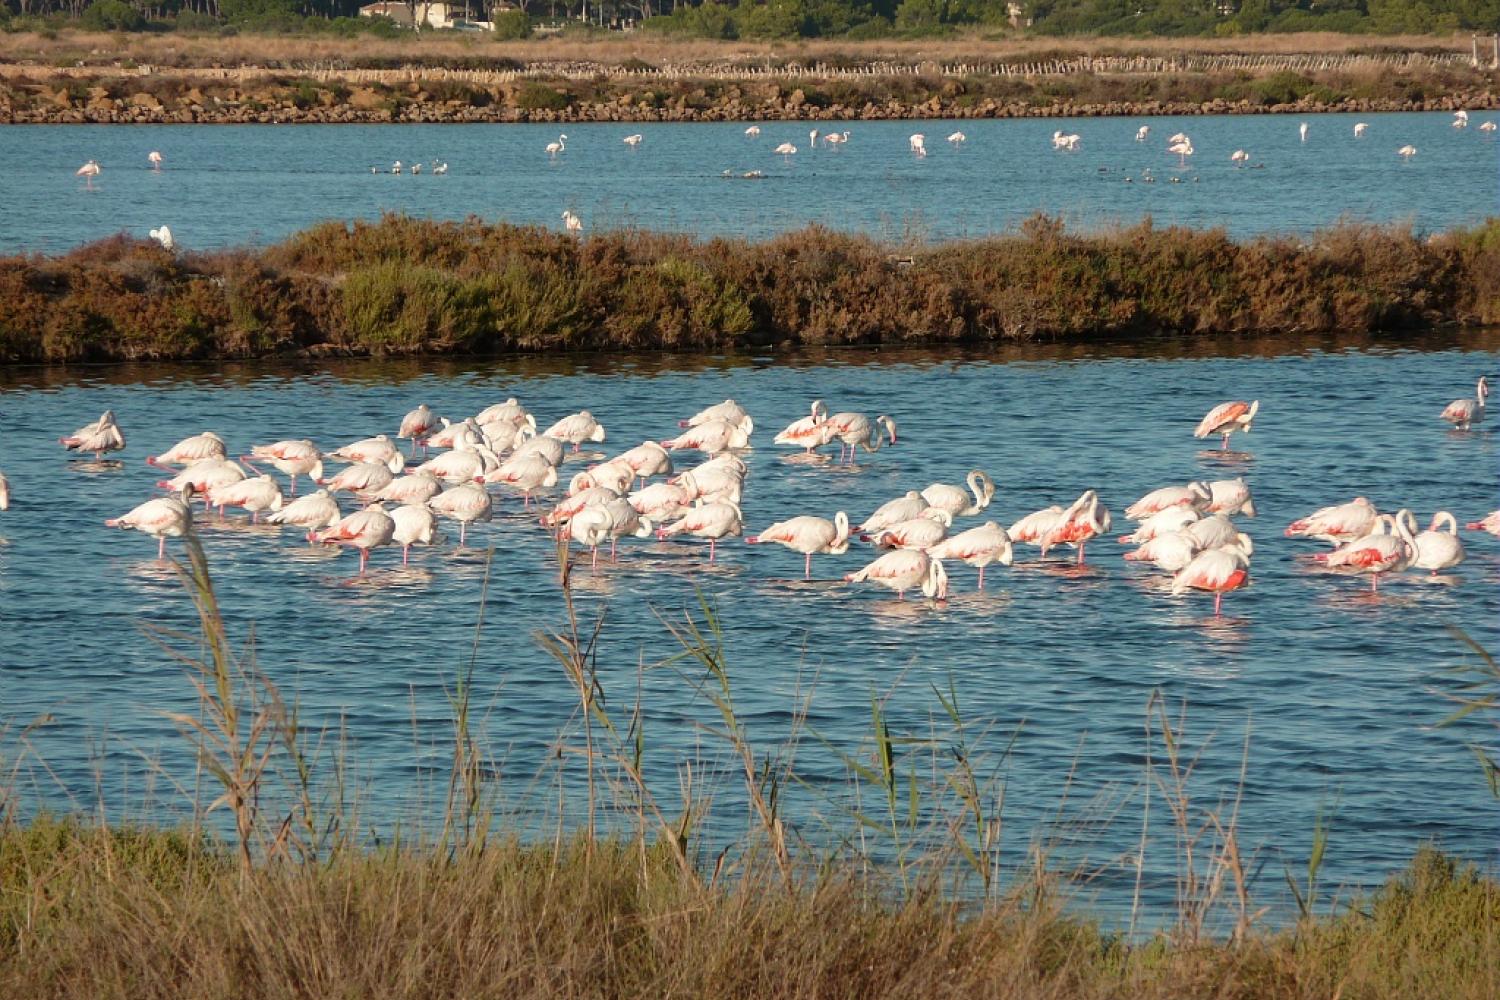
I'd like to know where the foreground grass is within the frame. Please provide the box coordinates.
[3,215,1499,363]
[0,818,1494,999]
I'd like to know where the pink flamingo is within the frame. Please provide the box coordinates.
[244,440,323,496]
[1171,539,1251,614]
[267,489,341,541]
[659,501,743,563]
[105,486,195,559]
[927,522,1013,590]
[1440,376,1487,430]
[746,511,851,579]
[1194,400,1259,449]
[428,482,493,546]
[1040,490,1112,564]
[845,550,947,601]
[390,504,440,564]
[397,404,442,456]
[772,400,830,454]
[1465,511,1500,536]
[146,432,226,468]
[60,410,126,460]
[315,503,396,575]
[1314,512,1415,591]
[1285,497,1377,545]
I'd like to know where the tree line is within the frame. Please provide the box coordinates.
[1,0,1496,37]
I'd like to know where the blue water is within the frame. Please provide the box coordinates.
[0,335,1496,922]
[0,111,1496,253]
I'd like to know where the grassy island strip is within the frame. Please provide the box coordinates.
[1,543,1498,998]
[0,32,1496,124]
[2,215,1497,362]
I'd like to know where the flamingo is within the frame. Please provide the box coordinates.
[746,511,851,579]
[267,489,341,541]
[659,501,743,563]
[810,128,819,147]
[1008,505,1065,555]
[478,417,534,454]
[661,416,752,455]
[1299,122,1309,142]
[60,410,126,460]
[680,398,749,429]
[315,502,396,575]
[390,504,440,564]
[565,506,615,570]
[1135,125,1150,142]
[772,400,829,453]
[629,481,692,521]
[1353,122,1368,137]
[146,431,226,468]
[328,434,404,473]
[613,441,673,486]
[1119,505,1203,545]
[1171,539,1252,614]
[672,465,743,507]
[745,125,761,137]
[600,498,652,560]
[431,161,449,174]
[845,550,947,601]
[76,160,101,187]
[1051,130,1080,150]
[148,150,163,170]
[1285,497,1378,545]
[207,474,284,524]
[542,411,606,451]
[1408,511,1465,574]
[149,226,174,250]
[1480,121,1498,133]
[1124,483,1210,522]
[1315,512,1414,591]
[571,461,634,496]
[486,452,558,507]
[1440,376,1487,430]
[510,431,566,468]
[1465,511,1500,536]
[320,461,394,498]
[909,134,926,156]
[1453,110,1469,129]
[475,398,531,427]
[1230,150,1250,166]
[1200,477,1257,517]
[1167,139,1194,166]
[545,134,567,157]
[428,482,493,546]
[562,211,583,234]
[819,413,896,465]
[1193,400,1259,449]
[865,509,953,551]
[947,131,966,144]
[1398,145,1417,159]
[774,142,797,159]
[397,404,441,456]
[370,471,444,506]
[106,485,196,559]
[417,446,499,486]
[623,134,643,147]
[1123,530,1203,574]
[1040,490,1112,564]
[927,522,1013,590]
[542,485,619,530]
[823,131,850,145]
[921,470,995,517]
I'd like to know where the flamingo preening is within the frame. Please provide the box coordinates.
[1440,376,1487,430]
[746,511,851,579]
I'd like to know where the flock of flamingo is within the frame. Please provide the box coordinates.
[8,371,1487,616]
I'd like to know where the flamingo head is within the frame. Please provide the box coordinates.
[923,559,949,601]
[877,415,897,445]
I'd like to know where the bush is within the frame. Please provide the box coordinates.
[515,83,571,112]
[79,0,146,32]
[491,10,531,39]
[172,10,222,32]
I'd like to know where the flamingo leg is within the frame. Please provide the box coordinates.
[1076,542,1086,566]
[805,553,812,579]
[459,521,468,547]
[358,548,369,576]
[1371,573,1379,592]
[591,546,598,571]
[289,474,298,497]
[1221,434,1230,450]
[157,536,166,560]
[1214,592,1223,615]
[708,539,717,564]
[610,539,618,561]
[977,566,985,590]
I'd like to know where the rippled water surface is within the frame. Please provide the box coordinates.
[1,111,1497,253]
[1,333,1497,921]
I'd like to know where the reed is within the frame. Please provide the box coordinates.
[2,216,1497,364]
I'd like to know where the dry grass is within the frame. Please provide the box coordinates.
[0,535,1496,999]
[0,28,1475,73]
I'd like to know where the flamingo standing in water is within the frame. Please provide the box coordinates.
[865,508,953,551]
[148,150,163,170]
[623,134,643,147]
[207,475,284,523]
[927,522,1013,590]
[1194,400,1259,449]
[1040,490,1112,564]
[315,502,396,575]
[1285,497,1378,545]
[662,416,753,455]
[1230,150,1250,166]
[909,134,926,156]
[60,410,126,460]
[397,404,441,456]
[1135,125,1150,142]
[245,440,323,496]
[390,504,440,564]
[845,550,947,601]
[562,211,583,234]
[774,142,797,159]
[745,511,851,579]
[772,400,829,454]
[1315,511,1415,591]
[1353,122,1368,137]
[679,398,750,429]
[1167,139,1194,166]
[146,431,227,468]
[921,470,995,517]
[947,131,966,144]
[1465,511,1500,536]
[1171,538,1252,614]
[1007,505,1065,557]
[660,501,743,563]
[486,452,558,507]
[819,413,897,465]
[1440,376,1487,430]
[1407,511,1465,574]
[745,125,761,137]
[545,134,567,157]
[1397,145,1417,160]
[428,482,493,546]
[1299,122,1309,142]
[76,160,101,187]
[543,410,606,450]
[267,489,341,541]
[105,485,195,559]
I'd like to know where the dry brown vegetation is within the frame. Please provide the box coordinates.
[0,215,1496,363]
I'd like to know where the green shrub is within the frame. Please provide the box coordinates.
[515,83,571,111]
[491,10,531,39]
[80,0,146,32]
